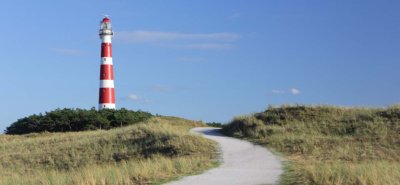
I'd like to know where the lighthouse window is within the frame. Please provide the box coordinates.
[102,22,111,29]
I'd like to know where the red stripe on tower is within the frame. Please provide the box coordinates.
[98,16,116,110]
[101,43,112,57]
[99,88,115,103]
[100,65,114,80]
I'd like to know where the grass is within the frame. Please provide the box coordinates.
[222,105,400,185]
[0,116,218,185]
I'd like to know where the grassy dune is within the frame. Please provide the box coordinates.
[0,116,218,185]
[223,105,400,185]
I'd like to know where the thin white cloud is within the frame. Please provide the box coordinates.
[52,48,85,56]
[271,88,301,95]
[128,94,141,101]
[117,31,240,43]
[290,88,300,95]
[272,89,286,94]
[125,93,151,104]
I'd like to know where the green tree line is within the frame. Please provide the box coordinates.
[5,108,152,134]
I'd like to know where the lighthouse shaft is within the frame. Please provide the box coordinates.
[98,17,116,110]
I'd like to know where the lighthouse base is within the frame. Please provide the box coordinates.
[99,103,116,110]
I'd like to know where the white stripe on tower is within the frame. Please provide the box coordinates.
[98,16,116,110]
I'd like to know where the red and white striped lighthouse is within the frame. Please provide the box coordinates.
[98,17,116,110]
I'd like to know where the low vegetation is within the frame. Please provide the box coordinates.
[0,116,218,184]
[5,108,152,134]
[223,105,400,185]
[206,122,223,127]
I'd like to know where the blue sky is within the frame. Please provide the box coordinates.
[0,0,399,132]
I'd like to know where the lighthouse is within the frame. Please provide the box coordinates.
[98,17,116,110]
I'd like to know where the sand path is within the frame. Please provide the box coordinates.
[166,127,283,185]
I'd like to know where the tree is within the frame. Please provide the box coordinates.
[5,108,152,135]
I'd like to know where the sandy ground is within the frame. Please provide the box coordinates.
[166,127,283,185]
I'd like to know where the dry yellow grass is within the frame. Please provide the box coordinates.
[0,116,218,185]
[281,158,400,185]
[223,105,400,185]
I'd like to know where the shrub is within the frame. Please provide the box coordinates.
[5,108,152,134]
[206,122,223,127]
[223,116,268,138]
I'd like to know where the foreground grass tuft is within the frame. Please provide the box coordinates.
[223,105,400,185]
[0,116,218,185]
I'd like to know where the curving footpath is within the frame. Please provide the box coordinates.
[166,127,283,185]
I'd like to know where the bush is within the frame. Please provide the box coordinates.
[5,108,152,135]
[223,116,268,138]
[206,122,223,127]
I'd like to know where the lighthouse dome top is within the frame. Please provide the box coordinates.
[102,17,111,23]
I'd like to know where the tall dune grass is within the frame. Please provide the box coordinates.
[0,116,218,185]
[223,105,400,185]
